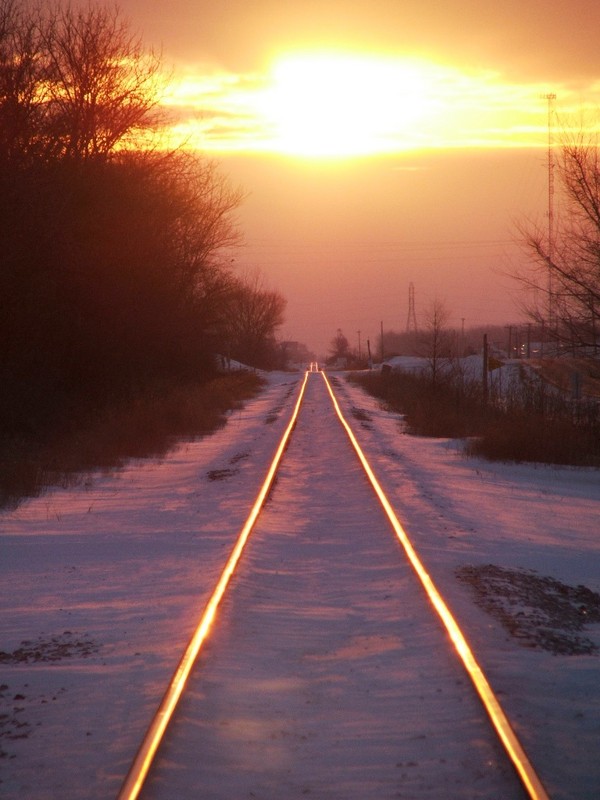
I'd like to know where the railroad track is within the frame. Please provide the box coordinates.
[118,370,550,800]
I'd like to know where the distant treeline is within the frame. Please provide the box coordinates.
[0,1,285,441]
[378,324,533,361]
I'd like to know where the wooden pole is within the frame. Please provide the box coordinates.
[482,333,489,405]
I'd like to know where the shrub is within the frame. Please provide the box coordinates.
[351,368,600,467]
[467,412,600,466]
[0,371,263,508]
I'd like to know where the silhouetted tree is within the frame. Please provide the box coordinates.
[224,272,287,368]
[517,130,600,355]
[419,300,453,385]
[0,1,246,434]
[0,0,45,163]
[328,329,350,362]
[0,1,163,164]
[39,2,163,160]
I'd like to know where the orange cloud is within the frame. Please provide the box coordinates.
[159,53,597,156]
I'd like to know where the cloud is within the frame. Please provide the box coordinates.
[159,55,600,156]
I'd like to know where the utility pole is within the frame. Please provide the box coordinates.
[357,330,361,360]
[406,282,418,332]
[505,325,513,358]
[482,333,489,406]
[380,320,384,362]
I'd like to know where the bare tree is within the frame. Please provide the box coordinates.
[517,130,600,355]
[0,1,249,411]
[329,329,350,362]
[419,299,453,385]
[0,1,164,163]
[39,2,164,160]
[223,271,287,368]
[0,0,46,163]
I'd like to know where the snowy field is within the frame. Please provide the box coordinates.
[1,369,599,799]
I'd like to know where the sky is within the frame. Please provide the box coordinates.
[77,1,600,353]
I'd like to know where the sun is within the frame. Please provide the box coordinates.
[162,54,551,156]
[260,53,438,157]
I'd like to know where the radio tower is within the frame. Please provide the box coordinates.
[406,282,418,332]
[543,92,556,328]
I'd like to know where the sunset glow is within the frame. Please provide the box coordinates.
[160,52,586,157]
[260,54,438,156]
[117,0,600,353]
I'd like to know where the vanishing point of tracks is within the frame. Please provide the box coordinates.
[118,369,550,800]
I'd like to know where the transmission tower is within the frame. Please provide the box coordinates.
[406,282,418,332]
[543,92,556,328]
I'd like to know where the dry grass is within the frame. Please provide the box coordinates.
[466,412,600,467]
[350,368,600,467]
[0,371,263,509]
[532,357,600,399]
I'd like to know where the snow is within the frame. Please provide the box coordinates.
[1,369,599,799]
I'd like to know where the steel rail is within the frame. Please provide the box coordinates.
[117,371,310,800]
[320,370,551,800]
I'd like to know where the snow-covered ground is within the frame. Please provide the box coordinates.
[1,370,599,799]
[384,353,538,398]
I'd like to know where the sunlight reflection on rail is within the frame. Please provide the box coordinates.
[320,370,550,800]
[117,372,309,800]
